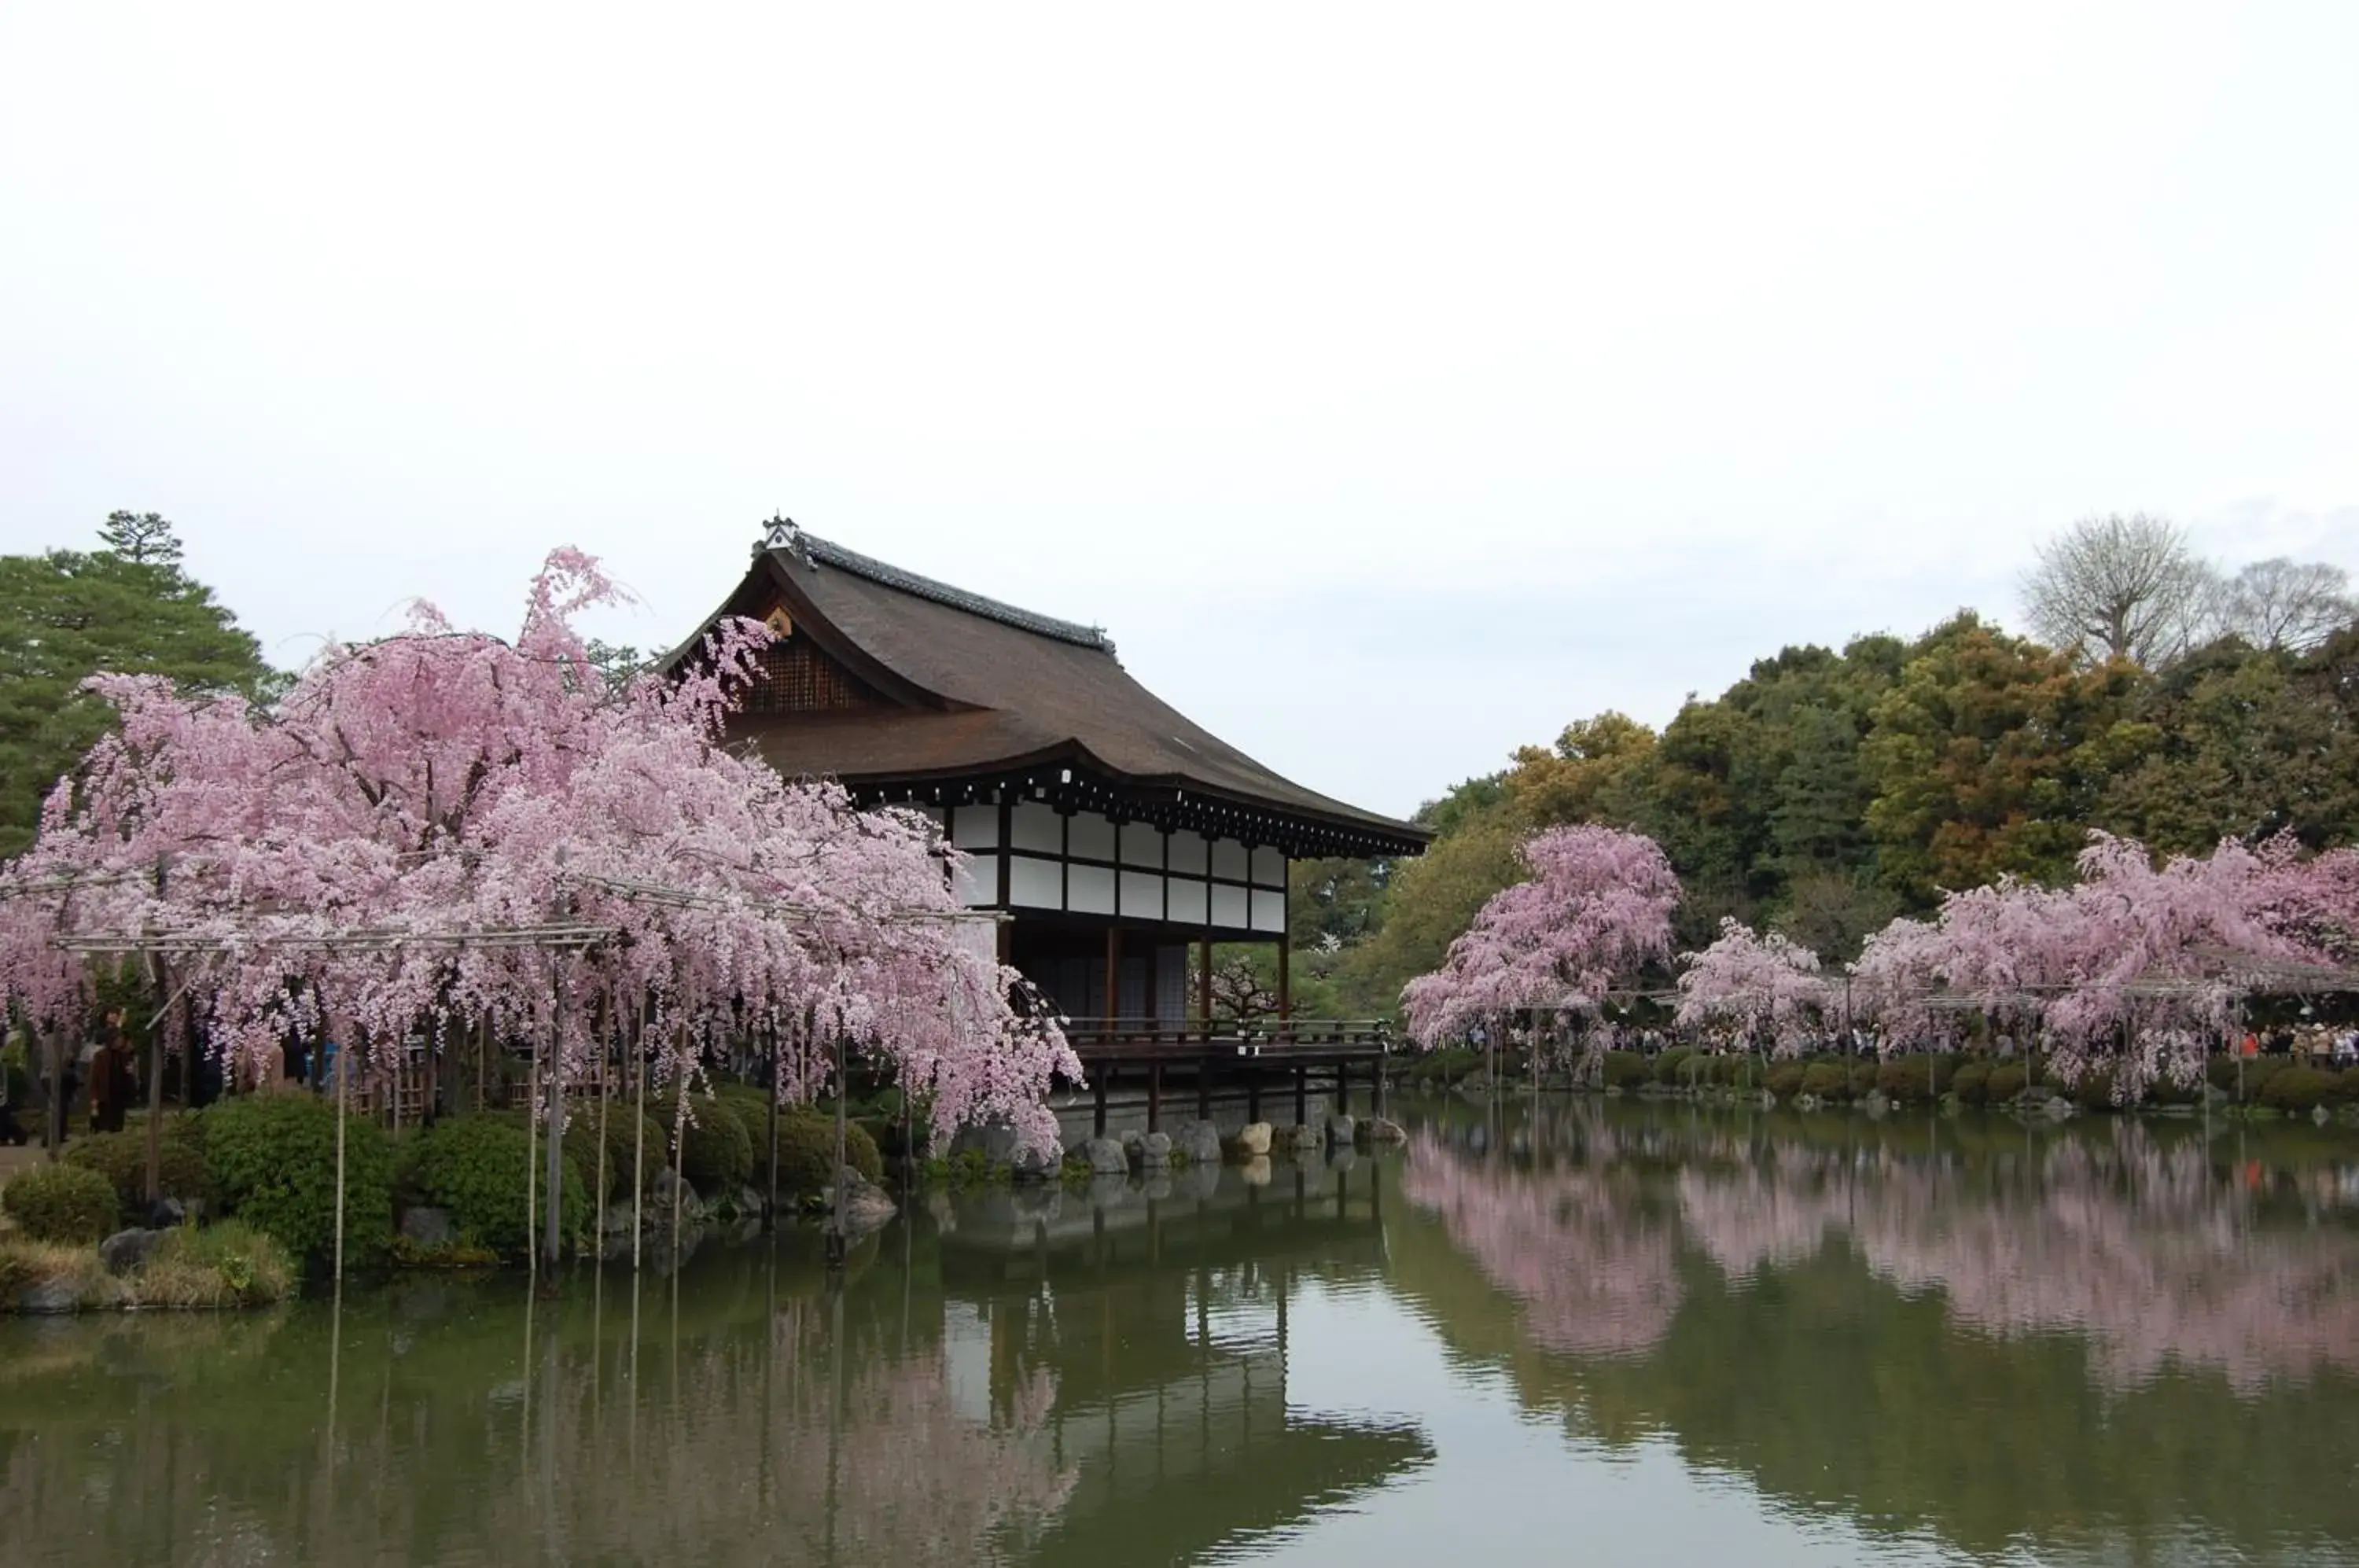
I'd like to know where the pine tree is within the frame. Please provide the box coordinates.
[0,513,270,854]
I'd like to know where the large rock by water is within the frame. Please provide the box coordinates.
[1325,1113,1356,1149]
[1135,1132,1172,1171]
[650,1168,705,1226]
[1227,1122,1272,1160]
[18,1279,80,1314]
[98,1228,164,1276]
[825,1165,897,1239]
[1082,1136,1129,1176]
[1176,1120,1223,1165]
[399,1206,457,1249]
[1358,1115,1408,1146]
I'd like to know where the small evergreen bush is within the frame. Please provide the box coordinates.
[65,1121,211,1223]
[1601,1051,1652,1091]
[2258,1066,2336,1115]
[204,1095,396,1270]
[1985,1064,2027,1102]
[646,1093,757,1193]
[1950,1061,1991,1106]
[1653,1047,1693,1085]
[405,1117,591,1260]
[1764,1062,1806,1099]
[1800,1062,1850,1101]
[772,1109,884,1198]
[1847,1062,1879,1099]
[1,1162,120,1244]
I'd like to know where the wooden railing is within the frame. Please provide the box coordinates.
[1056,1017,1392,1057]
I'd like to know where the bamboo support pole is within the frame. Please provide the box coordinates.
[525,1027,539,1286]
[333,1028,350,1283]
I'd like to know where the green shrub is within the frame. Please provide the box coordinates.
[558,1106,661,1202]
[1876,1055,1956,1106]
[1985,1064,2027,1102]
[64,1121,212,1224]
[204,1095,396,1270]
[2259,1066,2337,1115]
[2236,1058,2287,1104]
[1654,1047,1694,1085]
[771,1109,884,1198]
[2205,1056,2243,1094]
[646,1093,756,1193]
[405,1117,590,1260]
[1799,1062,1850,1101]
[1601,1051,1651,1091]
[1951,1061,1991,1106]
[1,1162,120,1244]
[1847,1062,1879,1099]
[1764,1062,1806,1099]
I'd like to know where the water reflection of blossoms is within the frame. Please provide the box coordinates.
[1398,1126,1682,1358]
[1410,1110,2359,1393]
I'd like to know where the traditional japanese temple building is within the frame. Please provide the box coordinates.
[668,519,1426,1128]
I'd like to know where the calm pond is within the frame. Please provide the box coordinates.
[6,1099,2358,1566]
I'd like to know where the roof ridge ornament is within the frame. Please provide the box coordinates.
[757,513,811,564]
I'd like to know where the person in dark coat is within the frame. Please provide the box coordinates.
[88,1009,134,1135]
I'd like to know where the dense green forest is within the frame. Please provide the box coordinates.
[1285,609,2359,1019]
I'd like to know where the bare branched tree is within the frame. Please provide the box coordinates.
[2211,558,2355,652]
[2021,513,2217,665]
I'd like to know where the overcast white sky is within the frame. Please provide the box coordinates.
[4,3,2354,818]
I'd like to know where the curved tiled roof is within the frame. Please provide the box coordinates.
[683,533,1427,855]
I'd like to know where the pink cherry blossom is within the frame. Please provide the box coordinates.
[0,548,1079,1155]
[1673,918,1833,1058]
[1402,825,1679,1048]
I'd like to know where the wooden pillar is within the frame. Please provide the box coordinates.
[1147,1062,1163,1133]
[1104,923,1121,1043]
[1294,1066,1308,1127]
[1276,935,1291,1029]
[1092,1071,1109,1138]
[1197,936,1213,1043]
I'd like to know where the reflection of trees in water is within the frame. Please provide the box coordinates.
[0,1262,1074,1568]
[1397,1126,1680,1358]
[1676,1119,2359,1392]
[1391,1102,2359,1562]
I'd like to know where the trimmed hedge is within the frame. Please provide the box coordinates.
[204,1095,395,1270]
[1875,1055,1956,1106]
[64,1121,212,1224]
[1950,1061,1992,1106]
[1764,1062,1806,1099]
[1654,1047,1695,1085]
[646,1093,756,1194]
[1847,1062,1878,1099]
[1985,1064,2027,1102]
[1,1162,120,1244]
[1800,1062,1851,1101]
[771,1108,885,1199]
[2258,1066,2339,1115]
[1602,1051,1652,1091]
[405,1117,591,1259]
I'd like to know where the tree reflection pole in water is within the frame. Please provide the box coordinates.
[541,963,569,1282]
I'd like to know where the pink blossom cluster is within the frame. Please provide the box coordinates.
[1401,825,1679,1047]
[1672,918,1833,1058]
[1849,833,2356,1095]
[0,549,1079,1154]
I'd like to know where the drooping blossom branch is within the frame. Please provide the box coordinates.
[1401,825,1679,1050]
[1673,918,1833,1059]
[0,548,1080,1154]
